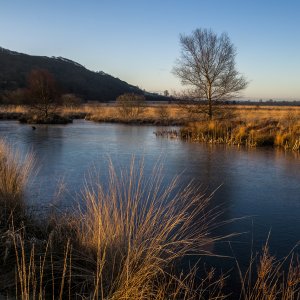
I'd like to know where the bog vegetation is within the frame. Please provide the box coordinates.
[1,103,299,151]
[0,140,299,299]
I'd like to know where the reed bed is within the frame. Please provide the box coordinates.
[0,140,34,226]
[83,104,188,125]
[0,141,300,299]
[1,103,300,128]
[0,142,226,299]
[237,241,300,300]
[180,113,300,150]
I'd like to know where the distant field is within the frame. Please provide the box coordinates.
[66,103,300,123]
[1,103,300,122]
[233,105,300,122]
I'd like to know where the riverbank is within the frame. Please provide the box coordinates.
[1,104,300,150]
[1,139,299,299]
[180,118,300,151]
[82,103,300,151]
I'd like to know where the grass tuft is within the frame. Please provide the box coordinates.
[0,139,34,227]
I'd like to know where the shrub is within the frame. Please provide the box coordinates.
[116,93,145,119]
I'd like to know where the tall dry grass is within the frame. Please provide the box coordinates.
[0,141,299,299]
[180,111,300,150]
[72,158,225,299]
[0,151,226,299]
[0,139,34,226]
[0,105,28,114]
[81,104,188,125]
[236,240,300,300]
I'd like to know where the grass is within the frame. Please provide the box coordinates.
[179,113,300,150]
[72,159,226,298]
[0,142,227,299]
[0,133,300,298]
[169,105,300,150]
[0,140,34,227]
[82,104,187,125]
[236,240,300,300]
[2,103,300,150]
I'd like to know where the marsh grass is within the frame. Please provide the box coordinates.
[1,141,300,299]
[0,140,34,227]
[180,113,300,151]
[72,158,226,298]
[0,148,227,299]
[82,104,188,125]
[236,240,300,300]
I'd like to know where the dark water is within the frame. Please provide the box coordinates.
[1,120,299,282]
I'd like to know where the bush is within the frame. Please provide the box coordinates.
[116,93,145,119]
[61,93,82,108]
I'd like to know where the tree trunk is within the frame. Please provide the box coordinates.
[207,80,213,120]
[44,107,48,119]
[208,98,212,120]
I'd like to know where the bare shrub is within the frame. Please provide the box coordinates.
[116,93,145,119]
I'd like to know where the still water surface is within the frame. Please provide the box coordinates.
[0,120,299,268]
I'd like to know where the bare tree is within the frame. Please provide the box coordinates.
[26,69,60,118]
[173,28,248,120]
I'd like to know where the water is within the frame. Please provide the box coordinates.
[1,120,299,277]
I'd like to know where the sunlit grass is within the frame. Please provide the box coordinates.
[0,144,226,299]
[236,238,300,300]
[0,139,34,225]
[82,104,187,125]
[72,158,224,298]
[180,111,300,150]
[0,127,300,299]
[0,116,300,300]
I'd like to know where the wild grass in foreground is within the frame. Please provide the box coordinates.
[0,140,299,299]
[236,240,300,300]
[0,144,226,299]
[0,140,34,227]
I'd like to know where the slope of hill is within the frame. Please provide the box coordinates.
[0,47,142,101]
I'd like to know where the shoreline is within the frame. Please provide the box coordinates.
[0,104,299,151]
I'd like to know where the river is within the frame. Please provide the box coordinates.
[1,119,299,281]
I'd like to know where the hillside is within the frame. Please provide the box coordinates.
[0,47,143,101]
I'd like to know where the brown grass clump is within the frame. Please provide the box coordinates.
[180,111,300,151]
[237,240,300,300]
[0,143,300,299]
[84,104,187,125]
[71,158,224,299]
[0,154,226,299]
[0,139,34,226]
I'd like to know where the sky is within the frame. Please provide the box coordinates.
[1,0,300,100]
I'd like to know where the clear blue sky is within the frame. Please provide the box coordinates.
[1,0,300,100]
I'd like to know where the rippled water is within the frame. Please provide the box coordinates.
[1,120,299,271]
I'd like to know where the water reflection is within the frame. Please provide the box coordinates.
[0,120,299,264]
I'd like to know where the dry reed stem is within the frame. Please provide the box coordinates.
[67,157,227,299]
[235,236,300,300]
[0,139,34,225]
[2,140,300,299]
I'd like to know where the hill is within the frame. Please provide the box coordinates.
[0,47,143,102]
